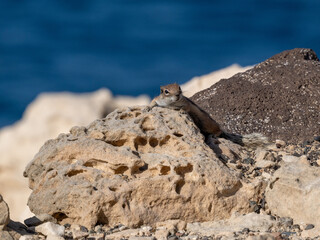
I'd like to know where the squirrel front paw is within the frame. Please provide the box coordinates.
[143,106,152,112]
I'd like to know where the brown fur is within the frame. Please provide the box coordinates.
[147,83,269,148]
[148,83,223,137]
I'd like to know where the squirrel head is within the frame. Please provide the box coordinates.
[160,83,182,98]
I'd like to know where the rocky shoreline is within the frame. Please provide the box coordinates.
[1,48,320,240]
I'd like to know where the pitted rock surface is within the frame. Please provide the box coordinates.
[24,106,260,229]
[0,195,10,230]
[191,48,320,144]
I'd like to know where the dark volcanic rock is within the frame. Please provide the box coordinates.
[191,48,320,144]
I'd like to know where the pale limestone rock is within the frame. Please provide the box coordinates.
[104,229,141,240]
[24,106,261,228]
[0,231,14,240]
[0,89,149,221]
[181,64,252,97]
[154,228,170,240]
[35,222,65,237]
[255,160,275,169]
[156,220,186,232]
[187,212,277,235]
[254,149,268,162]
[207,137,244,163]
[138,226,152,236]
[181,235,201,240]
[246,234,277,240]
[72,229,89,239]
[301,226,320,238]
[275,139,286,148]
[282,155,300,163]
[19,236,41,240]
[0,195,10,230]
[129,237,154,240]
[265,156,320,228]
[46,235,65,240]
[0,65,246,222]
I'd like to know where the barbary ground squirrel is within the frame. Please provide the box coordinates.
[146,83,268,148]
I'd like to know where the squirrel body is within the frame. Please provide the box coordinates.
[148,83,268,148]
[149,83,223,137]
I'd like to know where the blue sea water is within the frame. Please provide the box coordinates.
[0,0,320,128]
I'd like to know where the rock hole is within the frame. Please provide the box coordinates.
[149,137,159,147]
[135,112,141,117]
[174,163,193,177]
[217,181,242,197]
[175,179,185,194]
[182,152,192,157]
[84,161,94,168]
[97,210,109,226]
[132,151,140,158]
[159,135,171,146]
[113,166,129,174]
[131,163,148,175]
[109,200,117,207]
[134,136,147,150]
[65,169,85,177]
[160,166,170,175]
[119,113,134,120]
[52,212,68,222]
[141,117,155,131]
[139,164,148,172]
[208,203,212,212]
[106,139,127,147]
[173,132,183,137]
[269,177,279,189]
[109,187,117,192]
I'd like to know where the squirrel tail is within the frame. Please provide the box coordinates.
[219,132,269,148]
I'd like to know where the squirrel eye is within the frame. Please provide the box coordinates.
[164,89,169,95]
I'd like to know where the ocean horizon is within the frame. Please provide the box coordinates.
[1,0,320,128]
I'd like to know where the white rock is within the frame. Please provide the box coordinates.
[35,222,65,237]
[72,229,89,239]
[187,212,277,235]
[129,237,154,240]
[266,158,320,228]
[1,231,14,240]
[181,64,252,97]
[282,155,300,163]
[254,149,268,162]
[19,236,39,240]
[301,226,320,238]
[104,229,140,240]
[46,235,65,240]
[261,172,272,180]
[255,160,275,169]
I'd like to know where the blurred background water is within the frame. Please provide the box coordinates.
[0,0,320,128]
